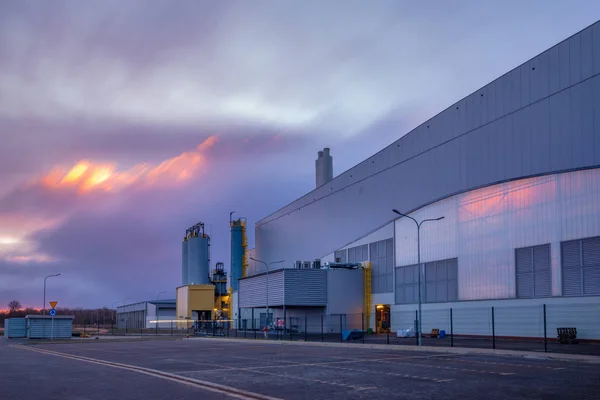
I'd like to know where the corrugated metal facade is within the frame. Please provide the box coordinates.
[284,269,327,306]
[394,168,600,301]
[4,318,27,338]
[238,270,285,308]
[238,269,328,308]
[255,21,600,265]
[26,316,73,339]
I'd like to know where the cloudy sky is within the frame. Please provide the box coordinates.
[0,0,598,310]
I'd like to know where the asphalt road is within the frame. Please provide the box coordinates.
[2,337,599,400]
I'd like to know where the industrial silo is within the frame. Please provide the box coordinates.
[230,218,247,291]
[186,222,210,285]
[181,238,189,285]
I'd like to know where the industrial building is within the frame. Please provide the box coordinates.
[116,299,176,329]
[236,21,600,339]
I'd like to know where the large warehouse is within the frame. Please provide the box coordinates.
[235,21,600,339]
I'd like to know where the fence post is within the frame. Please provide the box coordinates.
[387,330,390,345]
[543,304,547,353]
[415,310,418,346]
[491,306,496,350]
[339,315,343,342]
[321,315,324,342]
[304,316,308,341]
[362,313,365,343]
[244,319,247,338]
[450,308,454,347]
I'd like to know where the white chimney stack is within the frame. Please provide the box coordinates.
[315,147,333,188]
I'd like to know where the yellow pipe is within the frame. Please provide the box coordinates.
[363,262,372,332]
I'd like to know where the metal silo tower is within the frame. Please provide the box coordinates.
[230,217,248,291]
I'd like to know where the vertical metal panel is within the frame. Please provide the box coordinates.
[562,240,582,296]
[6,318,26,338]
[558,40,571,92]
[582,236,600,266]
[569,32,583,86]
[595,76,600,165]
[238,270,284,308]
[284,269,327,306]
[534,244,552,298]
[593,23,600,75]
[583,236,600,296]
[27,317,73,339]
[581,26,594,80]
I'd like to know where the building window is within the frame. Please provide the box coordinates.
[370,238,393,294]
[515,244,552,298]
[394,264,419,304]
[562,236,600,296]
[347,244,368,263]
[424,258,458,303]
[395,258,458,304]
[334,249,347,263]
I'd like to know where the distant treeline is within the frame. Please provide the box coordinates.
[0,307,116,326]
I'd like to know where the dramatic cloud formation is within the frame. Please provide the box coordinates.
[1,0,598,308]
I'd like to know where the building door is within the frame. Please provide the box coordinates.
[375,304,391,333]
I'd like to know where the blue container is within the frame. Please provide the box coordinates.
[439,330,446,338]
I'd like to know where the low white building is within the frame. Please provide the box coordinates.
[116,299,176,329]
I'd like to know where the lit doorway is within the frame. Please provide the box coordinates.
[375,304,391,333]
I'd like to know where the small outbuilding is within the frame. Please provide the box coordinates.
[25,315,74,339]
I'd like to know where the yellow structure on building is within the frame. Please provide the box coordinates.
[363,262,372,332]
[176,284,215,328]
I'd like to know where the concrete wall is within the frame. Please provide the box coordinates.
[255,21,600,266]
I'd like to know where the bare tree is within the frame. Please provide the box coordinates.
[8,300,22,313]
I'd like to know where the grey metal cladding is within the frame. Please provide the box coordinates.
[284,269,327,306]
[238,270,285,308]
[255,22,600,264]
[562,236,600,296]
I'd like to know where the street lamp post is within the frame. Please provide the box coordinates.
[250,257,285,328]
[43,273,61,315]
[392,209,444,346]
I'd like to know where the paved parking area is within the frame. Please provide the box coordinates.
[4,338,600,399]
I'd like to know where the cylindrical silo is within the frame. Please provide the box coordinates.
[187,235,210,285]
[187,236,199,284]
[181,239,189,285]
[230,222,243,291]
[197,235,210,284]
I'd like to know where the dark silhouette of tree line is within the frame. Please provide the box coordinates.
[1,300,116,327]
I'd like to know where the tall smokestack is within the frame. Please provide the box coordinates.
[315,147,333,188]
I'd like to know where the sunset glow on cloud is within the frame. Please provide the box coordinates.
[40,135,218,194]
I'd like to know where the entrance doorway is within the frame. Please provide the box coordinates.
[375,304,391,333]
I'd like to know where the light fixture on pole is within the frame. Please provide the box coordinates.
[43,273,61,315]
[250,257,285,328]
[392,209,444,346]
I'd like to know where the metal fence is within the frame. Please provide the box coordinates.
[83,306,599,356]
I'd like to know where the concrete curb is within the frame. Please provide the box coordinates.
[185,336,600,364]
